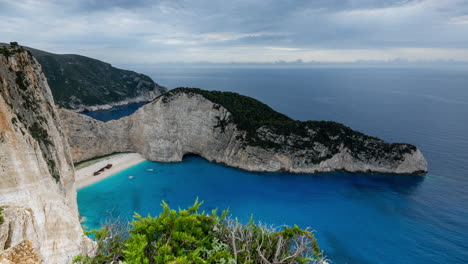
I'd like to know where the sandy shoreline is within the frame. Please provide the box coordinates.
[75,153,146,189]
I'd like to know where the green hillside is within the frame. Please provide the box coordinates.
[1,43,166,109]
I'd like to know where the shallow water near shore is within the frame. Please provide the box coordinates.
[78,67,468,264]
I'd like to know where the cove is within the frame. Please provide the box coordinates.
[80,155,434,264]
[78,67,468,263]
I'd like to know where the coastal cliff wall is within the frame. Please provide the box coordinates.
[60,89,427,175]
[0,48,92,263]
[59,109,135,162]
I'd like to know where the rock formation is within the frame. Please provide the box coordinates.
[0,47,92,263]
[60,88,427,175]
[0,240,42,264]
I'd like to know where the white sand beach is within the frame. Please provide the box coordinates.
[75,153,146,189]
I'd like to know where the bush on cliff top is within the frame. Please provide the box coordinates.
[162,88,416,162]
[162,88,292,131]
[73,199,325,264]
[0,42,25,57]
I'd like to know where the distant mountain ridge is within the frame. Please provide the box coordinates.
[1,42,166,110]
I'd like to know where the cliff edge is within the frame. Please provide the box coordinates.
[0,46,92,263]
[60,88,427,175]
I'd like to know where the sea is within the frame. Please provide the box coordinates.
[79,67,468,264]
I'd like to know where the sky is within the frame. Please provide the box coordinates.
[1,0,468,64]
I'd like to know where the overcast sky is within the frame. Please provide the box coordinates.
[1,0,468,64]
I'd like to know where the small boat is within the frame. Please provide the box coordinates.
[129,175,134,179]
[146,169,154,172]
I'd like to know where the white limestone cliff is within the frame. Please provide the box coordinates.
[59,91,428,175]
[0,50,92,263]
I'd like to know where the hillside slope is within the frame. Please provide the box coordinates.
[0,43,166,110]
[28,47,166,110]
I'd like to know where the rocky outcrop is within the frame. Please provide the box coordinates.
[0,240,42,264]
[0,48,92,263]
[60,89,427,175]
[59,108,135,162]
[0,205,39,252]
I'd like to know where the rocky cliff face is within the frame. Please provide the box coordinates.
[60,89,427,175]
[0,48,92,263]
[59,108,135,162]
[0,240,42,264]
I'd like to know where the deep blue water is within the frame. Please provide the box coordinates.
[78,67,468,264]
[82,102,147,122]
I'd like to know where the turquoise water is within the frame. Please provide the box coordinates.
[78,67,468,263]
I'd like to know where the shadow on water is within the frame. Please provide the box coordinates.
[182,154,425,196]
[338,172,425,196]
[127,179,142,214]
[159,186,172,200]
[322,231,375,264]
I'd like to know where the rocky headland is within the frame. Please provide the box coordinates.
[60,88,428,175]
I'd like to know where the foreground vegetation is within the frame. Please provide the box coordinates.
[73,199,325,264]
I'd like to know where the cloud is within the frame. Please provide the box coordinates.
[0,0,468,63]
[450,15,468,24]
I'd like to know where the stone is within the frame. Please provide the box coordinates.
[0,49,93,263]
[0,240,42,264]
[59,90,427,175]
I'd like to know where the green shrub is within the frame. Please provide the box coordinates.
[0,43,25,57]
[0,46,11,57]
[73,199,325,264]
[129,199,229,263]
[122,234,149,264]
[73,218,128,264]
[0,206,4,225]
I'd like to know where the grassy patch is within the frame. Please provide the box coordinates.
[0,206,4,225]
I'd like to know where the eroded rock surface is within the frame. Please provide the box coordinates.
[0,48,92,263]
[60,89,427,175]
[0,240,42,264]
